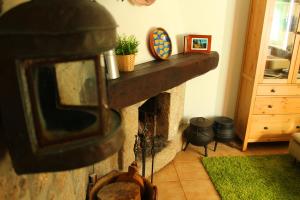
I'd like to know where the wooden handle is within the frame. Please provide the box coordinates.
[89,170,121,200]
[116,162,145,193]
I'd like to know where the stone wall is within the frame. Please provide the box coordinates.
[0,135,119,200]
[0,151,91,199]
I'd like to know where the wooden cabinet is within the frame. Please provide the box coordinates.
[235,0,300,150]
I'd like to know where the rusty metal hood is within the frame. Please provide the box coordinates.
[0,0,117,58]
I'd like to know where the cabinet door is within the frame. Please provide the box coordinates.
[259,0,300,83]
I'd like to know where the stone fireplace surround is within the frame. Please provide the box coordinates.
[0,52,218,199]
[120,84,186,177]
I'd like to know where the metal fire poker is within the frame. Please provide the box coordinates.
[141,133,147,177]
[133,108,156,181]
[133,135,139,161]
[141,111,148,177]
[151,114,157,183]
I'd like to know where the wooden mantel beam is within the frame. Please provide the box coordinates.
[107,52,219,109]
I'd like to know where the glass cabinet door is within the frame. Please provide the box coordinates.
[262,0,300,83]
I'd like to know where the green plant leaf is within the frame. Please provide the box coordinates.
[115,34,139,55]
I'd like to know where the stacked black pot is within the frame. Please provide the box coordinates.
[183,117,214,157]
[213,116,235,151]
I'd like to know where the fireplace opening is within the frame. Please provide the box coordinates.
[137,93,170,158]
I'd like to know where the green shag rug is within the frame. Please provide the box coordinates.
[202,154,300,200]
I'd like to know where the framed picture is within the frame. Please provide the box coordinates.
[184,35,212,53]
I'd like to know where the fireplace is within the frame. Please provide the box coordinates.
[104,52,219,177]
[119,84,186,177]
[137,92,170,159]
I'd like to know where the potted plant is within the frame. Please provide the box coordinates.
[115,34,139,72]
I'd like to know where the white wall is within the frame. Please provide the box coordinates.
[1,0,250,120]
[97,0,185,64]
[181,0,230,119]
[182,0,250,119]
[215,0,251,117]
[98,0,250,120]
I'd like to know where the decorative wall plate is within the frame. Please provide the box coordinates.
[149,27,172,60]
[129,0,156,6]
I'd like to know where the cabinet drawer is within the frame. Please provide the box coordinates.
[248,115,297,140]
[256,85,300,96]
[253,97,300,114]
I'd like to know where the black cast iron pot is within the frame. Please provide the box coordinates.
[186,117,214,146]
[213,116,235,142]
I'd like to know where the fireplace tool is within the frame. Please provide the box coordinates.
[134,110,157,183]
[0,0,124,174]
[135,119,148,177]
[151,114,157,183]
[134,135,140,162]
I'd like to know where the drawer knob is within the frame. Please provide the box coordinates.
[296,126,300,129]
[268,105,272,108]
[264,127,268,130]
[270,89,276,93]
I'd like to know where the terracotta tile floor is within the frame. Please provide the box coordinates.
[153,140,289,200]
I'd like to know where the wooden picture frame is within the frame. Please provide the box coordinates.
[184,35,212,53]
